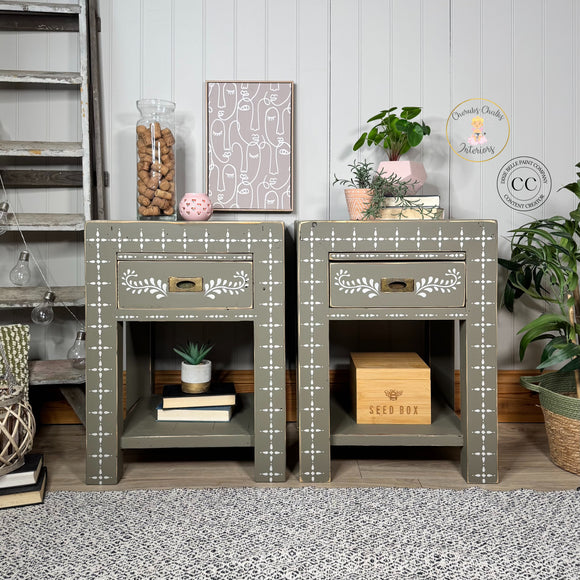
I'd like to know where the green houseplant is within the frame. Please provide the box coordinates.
[334,160,440,221]
[353,106,431,161]
[361,172,442,221]
[333,159,375,220]
[174,341,214,393]
[499,162,580,474]
[353,106,431,193]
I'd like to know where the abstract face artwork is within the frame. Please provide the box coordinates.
[206,81,293,211]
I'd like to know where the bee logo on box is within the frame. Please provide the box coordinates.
[384,389,403,401]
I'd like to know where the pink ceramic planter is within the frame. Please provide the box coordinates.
[377,161,427,193]
[179,192,213,221]
[344,188,374,220]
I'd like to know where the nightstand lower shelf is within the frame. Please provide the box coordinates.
[121,393,254,449]
[329,396,463,447]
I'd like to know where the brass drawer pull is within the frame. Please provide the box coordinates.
[168,276,203,292]
[381,278,414,293]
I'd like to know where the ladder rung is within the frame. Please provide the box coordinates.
[29,359,85,386]
[0,69,82,84]
[5,212,85,231]
[0,169,83,188]
[0,2,81,14]
[0,140,83,157]
[0,285,84,309]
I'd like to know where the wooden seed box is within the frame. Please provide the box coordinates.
[350,352,431,424]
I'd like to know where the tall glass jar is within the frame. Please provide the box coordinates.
[136,99,177,220]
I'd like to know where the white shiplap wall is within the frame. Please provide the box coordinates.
[1,0,579,369]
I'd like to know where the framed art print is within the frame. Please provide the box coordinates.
[206,81,293,212]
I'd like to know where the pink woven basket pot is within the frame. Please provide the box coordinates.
[344,188,374,221]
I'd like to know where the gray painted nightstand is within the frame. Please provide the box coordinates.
[296,220,498,484]
[85,221,286,484]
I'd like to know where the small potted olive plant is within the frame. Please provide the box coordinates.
[361,172,441,221]
[333,159,375,220]
[353,106,430,191]
[174,341,214,393]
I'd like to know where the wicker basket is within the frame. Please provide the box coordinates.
[520,373,580,475]
[0,328,36,476]
[0,384,36,476]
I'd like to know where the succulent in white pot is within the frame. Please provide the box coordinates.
[173,341,214,393]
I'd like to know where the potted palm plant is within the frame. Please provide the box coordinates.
[174,341,214,393]
[499,162,580,474]
[353,106,430,192]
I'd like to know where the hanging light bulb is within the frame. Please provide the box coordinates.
[67,330,86,370]
[31,290,56,326]
[9,250,31,286]
[0,201,9,236]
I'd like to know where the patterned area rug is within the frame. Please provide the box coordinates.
[1,486,579,579]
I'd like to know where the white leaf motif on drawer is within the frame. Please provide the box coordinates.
[121,269,168,299]
[415,268,461,298]
[335,270,380,298]
[204,271,250,300]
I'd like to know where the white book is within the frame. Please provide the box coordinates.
[383,195,440,207]
[156,404,233,422]
[0,453,44,489]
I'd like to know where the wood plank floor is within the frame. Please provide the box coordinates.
[32,423,580,492]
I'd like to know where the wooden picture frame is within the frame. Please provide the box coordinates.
[206,81,293,212]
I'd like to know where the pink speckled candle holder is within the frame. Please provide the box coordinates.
[179,192,213,221]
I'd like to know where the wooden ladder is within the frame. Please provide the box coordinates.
[0,0,105,424]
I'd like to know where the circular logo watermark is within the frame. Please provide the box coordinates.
[497,157,552,211]
[446,98,510,162]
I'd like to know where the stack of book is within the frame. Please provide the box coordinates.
[156,383,236,422]
[380,194,444,220]
[0,453,47,509]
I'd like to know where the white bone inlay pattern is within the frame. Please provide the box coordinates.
[85,223,285,484]
[297,221,497,484]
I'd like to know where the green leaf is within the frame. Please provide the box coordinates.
[401,106,421,120]
[518,313,571,359]
[539,335,569,363]
[367,111,387,123]
[502,279,515,312]
[406,124,425,147]
[560,182,580,195]
[399,142,411,156]
[353,133,367,151]
[559,356,580,372]
[373,130,386,146]
[537,342,580,369]
[498,258,522,271]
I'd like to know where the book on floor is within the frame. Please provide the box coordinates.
[0,466,47,510]
[156,403,233,422]
[382,195,440,207]
[162,383,236,409]
[0,453,44,490]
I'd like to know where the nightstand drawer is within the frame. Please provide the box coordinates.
[117,256,253,309]
[329,261,465,308]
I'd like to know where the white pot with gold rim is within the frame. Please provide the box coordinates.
[181,359,211,393]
